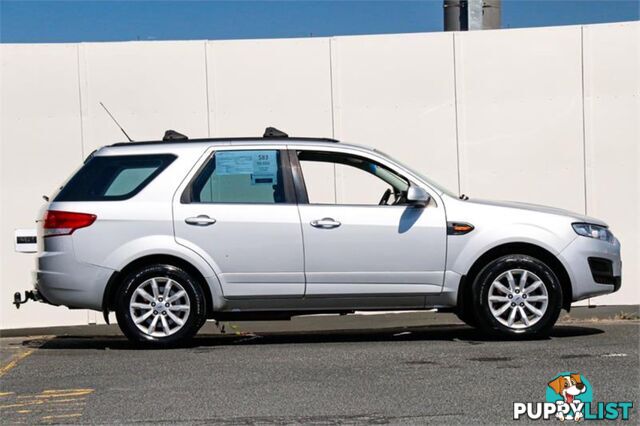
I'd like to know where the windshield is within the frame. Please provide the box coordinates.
[372,149,458,198]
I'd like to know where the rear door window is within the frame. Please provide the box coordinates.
[185,150,292,204]
[54,154,176,201]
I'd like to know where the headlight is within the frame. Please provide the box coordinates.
[572,223,614,243]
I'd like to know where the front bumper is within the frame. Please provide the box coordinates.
[559,235,622,301]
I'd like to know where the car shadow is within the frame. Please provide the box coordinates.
[25,324,605,351]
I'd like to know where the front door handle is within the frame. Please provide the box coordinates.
[185,215,217,226]
[310,217,341,229]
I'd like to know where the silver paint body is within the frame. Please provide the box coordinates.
[34,140,621,314]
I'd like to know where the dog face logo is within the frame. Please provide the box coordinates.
[514,373,633,422]
[546,373,591,421]
[548,374,587,405]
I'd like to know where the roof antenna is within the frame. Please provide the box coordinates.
[99,102,134,142]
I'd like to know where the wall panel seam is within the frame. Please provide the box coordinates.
[580,25,588,216]
[452,33,462,196]
[75,43,90,322]
[204,41,212,138]
[329,37,338,203]
[580,25,590,307]
[328,38,336,139]
[76,44,85,159]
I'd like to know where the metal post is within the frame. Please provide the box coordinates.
[444,0,501,31]
[483,0,502,30]
[444,0,467,31]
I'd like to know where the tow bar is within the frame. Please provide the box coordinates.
[13,290,39,309]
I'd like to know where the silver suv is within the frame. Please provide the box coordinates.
[18,129,621,345]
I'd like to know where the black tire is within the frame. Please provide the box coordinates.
[115,264,206,347]
[197,314,208,329]
[455,308,479,329]
[472,254,563,337]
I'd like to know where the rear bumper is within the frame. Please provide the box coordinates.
[34,236,115,311]
[559,235,622,301]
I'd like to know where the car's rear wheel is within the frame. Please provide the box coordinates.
[115,264,206,347]
[455,307,479,329]
[472,254,563,337]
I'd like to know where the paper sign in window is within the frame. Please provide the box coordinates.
[215,150,278,185]
[215,151,255,175]
[251,151,278,185]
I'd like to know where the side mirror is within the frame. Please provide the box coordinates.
[407,186,430,207]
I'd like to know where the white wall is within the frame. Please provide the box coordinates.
[331,32,459,201]
[207,38,334,138]
[581,23,639,305]
[455,26,586,213]
[1,44,88,327]
[1,22,638,329]
[78,40,210,153]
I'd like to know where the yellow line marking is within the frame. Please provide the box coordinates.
[48,398,86,404]
[0,400,45,409]
[39,406,86,412]
[2,399,86,409]
[17,389,94,399]
[41,413,82,420]
[0,349,35,378]
[42,389,93,395]
[43,405,87,411]
[43,401,86,407]
[42,389,92,394]
[0,385,93,422]
[0,336,52,380]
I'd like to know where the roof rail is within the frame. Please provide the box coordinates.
[108,126,339,147]
[163,130,188,141]
[263,127,288,138]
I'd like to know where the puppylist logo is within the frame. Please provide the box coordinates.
[513,372,634,421]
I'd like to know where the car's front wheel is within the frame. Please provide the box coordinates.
[115,264,206,347]
[472,254,563,337]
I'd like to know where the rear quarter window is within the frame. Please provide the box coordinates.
[54,154,176,201]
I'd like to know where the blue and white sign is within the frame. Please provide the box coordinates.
[215,150,278,185]
[215,151,255,175]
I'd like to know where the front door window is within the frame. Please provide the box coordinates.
[297,150,410,206]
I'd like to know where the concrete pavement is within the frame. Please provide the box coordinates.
[0,310,638,424]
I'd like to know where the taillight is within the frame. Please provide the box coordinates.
[43,210,97,237]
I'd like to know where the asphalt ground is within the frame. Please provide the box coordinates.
[0,313,638,425]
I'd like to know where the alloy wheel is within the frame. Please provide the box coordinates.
[487,269,549,330]
[129,277,191,337]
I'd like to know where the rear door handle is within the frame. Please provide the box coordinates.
[310,217,341,229]
[185,215,217,226]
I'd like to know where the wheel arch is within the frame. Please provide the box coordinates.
[102,254,215,320]
[456,242,573,319]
